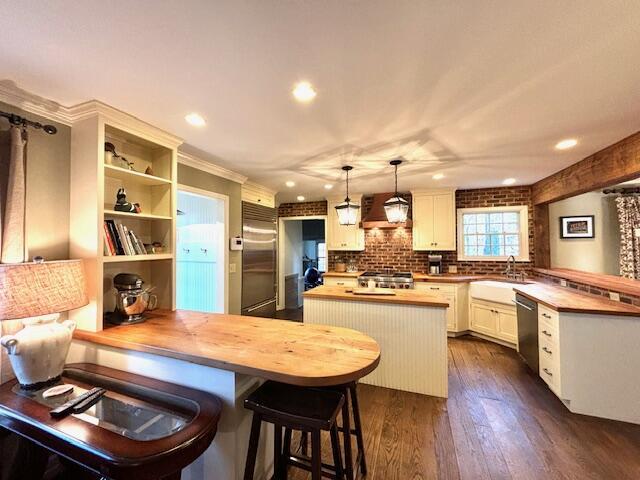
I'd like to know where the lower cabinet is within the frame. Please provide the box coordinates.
[322,276,358,288]
[469,299,518,345]
[415,282,468,333]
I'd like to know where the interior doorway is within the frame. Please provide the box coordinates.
[176,185,229,313]
[277,215,327,314]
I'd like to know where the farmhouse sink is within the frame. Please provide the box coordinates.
[469,280,521,305]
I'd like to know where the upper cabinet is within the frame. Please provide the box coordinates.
[412,189,456,251]
[242,181,276,208]
[326,195,365,251]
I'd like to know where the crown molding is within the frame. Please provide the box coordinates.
[67,100,183,148]
[178,152,248,184]
[0,82,74,125]
[243,180,278,196]
[0,84,183,148]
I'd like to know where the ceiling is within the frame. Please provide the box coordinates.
[2,1,640,203]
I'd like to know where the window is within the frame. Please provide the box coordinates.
[317,242,327,272]
[457,206,529,261]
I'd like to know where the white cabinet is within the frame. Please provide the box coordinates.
[538,305,562,395]
[470,301,497,336]
[415,282,468,333]
[242,182,275,208]
[322,276,358,288]
[412,190,456,251]
[326,195,365,251]
[469,299,518,345]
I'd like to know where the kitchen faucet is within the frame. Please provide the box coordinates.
[505,255,517,280]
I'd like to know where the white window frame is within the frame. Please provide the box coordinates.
[457,205,529,261]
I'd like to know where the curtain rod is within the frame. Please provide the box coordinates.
[0,110,57,135]
[602,187,640,195]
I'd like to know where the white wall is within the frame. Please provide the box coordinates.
[283,220,303,276]
[549,191,619,275]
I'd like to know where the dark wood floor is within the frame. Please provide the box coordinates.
[289,335,640,480]
[275,307,303,322]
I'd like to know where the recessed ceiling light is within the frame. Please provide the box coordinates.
[285,181,295,188]
[555,138,578,150]
[185,113,206,127]
[432,173,445,180]
[297,195,305,201]
[292,81,317,103]
[502,178,516,185]
[324,184,333,190]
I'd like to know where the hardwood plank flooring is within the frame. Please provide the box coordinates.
[285,335,640,480]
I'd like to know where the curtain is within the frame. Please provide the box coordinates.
[0,126,28,384]
[0,126,27,264]
[615,196,640,279]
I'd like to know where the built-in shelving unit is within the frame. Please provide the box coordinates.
[69,102,182,331]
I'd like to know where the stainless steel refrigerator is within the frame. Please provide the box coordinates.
[241,201,277,317]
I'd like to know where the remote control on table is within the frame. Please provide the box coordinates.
[72,388,107,413]
[49,387,105,418]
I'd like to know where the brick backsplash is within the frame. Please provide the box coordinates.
[278,201,327,217]
[535,271,640,307]
[327,186,535,275]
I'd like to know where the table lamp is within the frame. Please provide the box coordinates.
[0,259,88,389]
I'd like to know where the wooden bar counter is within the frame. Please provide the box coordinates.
[73,309,380,387]
[68,310,381,480]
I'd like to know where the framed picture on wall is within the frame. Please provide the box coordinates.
[560,215,594,238]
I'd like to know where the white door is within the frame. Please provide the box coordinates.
[176,189,226,313]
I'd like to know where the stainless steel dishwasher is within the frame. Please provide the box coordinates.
[515,293,538,373]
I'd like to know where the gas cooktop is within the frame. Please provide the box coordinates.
[358,271,414,288]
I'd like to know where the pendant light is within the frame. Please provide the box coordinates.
[335,166,360,225]
[384,159,409,223]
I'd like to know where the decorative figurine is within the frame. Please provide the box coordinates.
[114,188,137,213]
[145,166,154,176]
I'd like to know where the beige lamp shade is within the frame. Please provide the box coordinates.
[0,259,88,321]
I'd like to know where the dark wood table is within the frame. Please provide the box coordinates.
[0,363,223,480]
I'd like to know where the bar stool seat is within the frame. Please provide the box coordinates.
[243,381,345,480]
[245,381,343,430]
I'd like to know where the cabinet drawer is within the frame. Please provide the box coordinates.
[538,305,558,328]
[538,317,559,346]
[322,277,358,287]
[539,336,559,365]
[539,354,561,394]
[416,283,456,295]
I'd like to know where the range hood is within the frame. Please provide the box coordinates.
[360,192,413,229]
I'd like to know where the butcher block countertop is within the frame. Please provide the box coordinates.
[514,283,640,317]
[73,310,380,387]
[304,285,449,307]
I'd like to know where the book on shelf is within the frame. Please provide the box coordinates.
[103,219,149,256]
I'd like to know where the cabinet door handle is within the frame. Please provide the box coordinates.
[542,346,552,355]
[541,330,552,337]
[430,287,440,290]
[542,313,552,319]
[543,368,553,377]
[337,282,345,286]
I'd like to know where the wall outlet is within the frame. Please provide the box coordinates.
[609,292,620,302]
[229,263,236,273]
[560,279,567,287]
[448,265,458,274]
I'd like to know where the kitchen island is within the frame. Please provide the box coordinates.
[303,285,450,397]
[69,310,380,480]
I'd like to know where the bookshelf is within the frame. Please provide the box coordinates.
[69,102,182,331]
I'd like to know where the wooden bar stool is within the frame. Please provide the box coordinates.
[243,381,345,480]
[302,381,367,480]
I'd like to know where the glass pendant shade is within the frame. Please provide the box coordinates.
[335,199,360,226]
[384,158,408,223]
[384,196,409,223]
[335,165,360,225]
